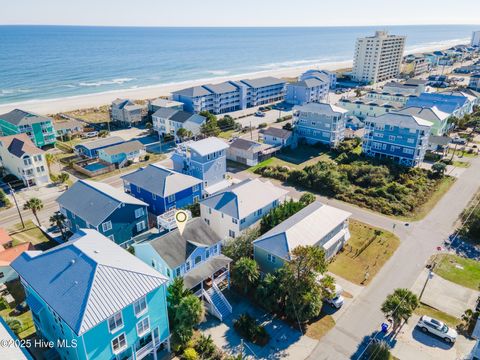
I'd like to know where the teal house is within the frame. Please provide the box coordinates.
[11,229,171,360]
[57,180,149,246]
[0,109,56,147]
[98,140,146,166]
[133,218,233,321]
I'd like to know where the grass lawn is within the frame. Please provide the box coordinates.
[453,161,471,168]
[449,148,478,158]
[329,220,400,285]
[9,220,53,248]
[0,280,35,339]
[414,303,461,328]
[218,130,238,140]
[305,314,335,340]
[63,106,110,124]
[433,254,480,290]
[400,176,456,221]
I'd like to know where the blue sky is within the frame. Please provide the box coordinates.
[1,0,479,27]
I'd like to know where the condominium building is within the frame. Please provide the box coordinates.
[472,31,480,47]
[352,31,406,84]
[172,77,286,114]
[362,113,433,167]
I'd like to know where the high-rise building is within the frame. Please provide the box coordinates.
[352,31,406,84]
[472,31,480,47]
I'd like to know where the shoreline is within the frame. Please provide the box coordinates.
[0,38,469,115]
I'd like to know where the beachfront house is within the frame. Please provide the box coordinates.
[395,106,450,136]
[172,137,230,196]
[12,229,171,360]
[406,92,474,119]
[200,178,288,239]
[172,77,286,114]
[259,127,294,148]
[226,138,269,166]
[0,134,50,187]
[133,218,233,321]
[0,109,56,148]
[122,164,202,216]
[74,136,125,158]
[362,112,433,167]
[97,140,146,167]
[54,119,84,139]
[293,102,347,147]
[285,77,329,105]
[111,98,144,127]
[57,180,149,246]
[253,201,351,273]
[147,98,184,116]
[152,108,206,140]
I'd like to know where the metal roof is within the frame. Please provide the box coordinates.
[121,163,201,197]
[200,178,288,219]
[172,86,212,97]
[76,136,125,150]
[396,106,450,122]
[11,229,167,336]
[56,180,147,226]
[100,140,145,156]
[138,218,222,269]
[187,137,229,156]
[254,201,351,260]
[240,76,285,89]
[0,109,52,126]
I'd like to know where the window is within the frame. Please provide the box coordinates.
[267,254,276,263]
[240,218,245,224]
[193,196,199,203]
[135,208,144,219]
[167,194,175,203]
[256,209,262,216]
[176,268,181,277]
[152,193,157,200]
[208,208,212,214]
[102,221,112,232]
[186,261,191,271]
[151,260,156,268]
[389,135,396,141]
[136,317,150,337]
[204,218,210,225]
[111,333,127,354]
[195,256,201,265]
[134,296,147,317]
[136,221,146,232]
[232,218,238,224]
[108,234,115,242]
[229,230,236,238]
[108,312,123,333]
[193,184,200,192]
[206,249,210,259]
[166,268,171,277]
[407,138,415,144]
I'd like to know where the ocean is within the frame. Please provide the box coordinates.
[0,25,477,106]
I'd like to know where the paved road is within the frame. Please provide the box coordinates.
[307,155,480,360]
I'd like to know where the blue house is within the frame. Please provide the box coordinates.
[74,136,125,158]
[172,137,230,196]
[12,229,171,360]
[97,140,146,166]
[122,164,202,216]
[57,180,149,246]
[133,217,232,321]
[406,92,474,118]
[362,113,433,167]
[285,77,329,105]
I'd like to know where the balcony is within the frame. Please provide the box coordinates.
[136,341,154,360]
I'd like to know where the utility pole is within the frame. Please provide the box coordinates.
[249,121,253,140]
[419,264,435,301]
[8,183,25,229]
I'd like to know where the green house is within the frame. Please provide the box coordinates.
[0,109,56,147]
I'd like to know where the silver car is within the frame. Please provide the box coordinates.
[417,315,457,343]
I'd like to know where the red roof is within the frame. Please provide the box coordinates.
[0,228,12,246]
[0,242,33,266]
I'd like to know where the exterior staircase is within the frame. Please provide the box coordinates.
[205,284,232,321]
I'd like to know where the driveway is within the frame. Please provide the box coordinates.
[411,268,479,318]
[391,314,475,360]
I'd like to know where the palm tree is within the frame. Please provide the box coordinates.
[381,288,419,332]
[177,128,193,142]
[50,211,67,240]
[23,198,44,226]
[232,257,259,294]
[57,172,70,185]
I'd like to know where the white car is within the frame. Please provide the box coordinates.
[325,294,344,309]
[255,111,266,117]
[417,315,457,343]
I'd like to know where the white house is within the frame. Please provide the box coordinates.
[152,108,206,140]
[259,127,294,148]
[0,134,50,187]
[200,178,288,239]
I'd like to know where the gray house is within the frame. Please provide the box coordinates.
[260,127,294,148]
[253,201,351,273]
[111,99,144,127]
[226,138,269,166]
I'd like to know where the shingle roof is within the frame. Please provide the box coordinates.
[170,111,195,124]
[152,108,198,124]
[289,77,326,88]
[77,136,124,151]
[396,106,450,122]
[53,119,83,131]
[295,102,348,115]
[0,134,44,158]
[56,180,146,226]
[240,76,285,88]
[100,140,145,156]
[260,127,292,139]
[183,254,232,289]
[253,201,351,260]
[12,229,167,336]
[0,109,52,126]
[367,112,433,128]
[204,82,239,94]
[200,178,288,219]
[229,138,263,151]
[139,218,222,268]
[187,137,229,156]
[122,164,201,197]
[172,86,212,97]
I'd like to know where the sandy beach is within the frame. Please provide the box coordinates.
[0,38,468,116]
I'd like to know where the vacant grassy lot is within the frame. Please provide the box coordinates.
[414,303,461,328]
[63,105,110,124]
[433,254,480,290]
[305,314,335,340]
[9,220,53,248]
[329,220,400,285]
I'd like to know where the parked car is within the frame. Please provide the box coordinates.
[325,294,344,309]
[451,137,467,145]
[83,131,98,138]
[11,301,29,315]
[417,315,457,343]
[255,111,266,117]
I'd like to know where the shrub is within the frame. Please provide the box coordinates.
[183,347,198,360]
[0,298,8,311]
[144,154,150,161]
[233,313,270,346]
[258,123,267,129]
[6,319,22,334]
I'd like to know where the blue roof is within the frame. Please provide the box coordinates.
[122,163,201,197]
[406,92,469,114]
[12,229,167,336]
[56,180,147,226]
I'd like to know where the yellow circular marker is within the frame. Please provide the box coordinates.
[175,210,189,235]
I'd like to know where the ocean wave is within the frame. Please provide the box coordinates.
[405,37,470,54]
[0,88,32,96]
[255,58,335,71]
[78,78,135,87]
[207,70,230,76]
